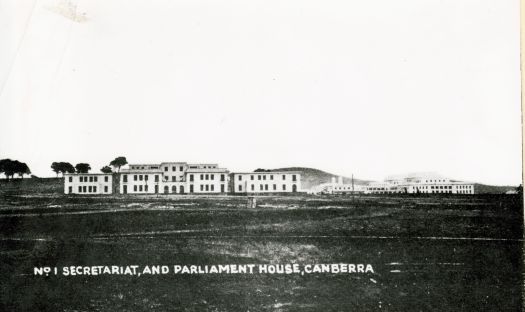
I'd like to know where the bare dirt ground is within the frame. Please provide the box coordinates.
[0,179,523,311]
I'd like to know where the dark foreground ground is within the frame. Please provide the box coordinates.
[0,179,523,311]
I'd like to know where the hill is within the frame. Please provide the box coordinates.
[270,167,371,190]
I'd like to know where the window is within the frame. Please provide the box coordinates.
[220,174,225,181]
[211,174,214,180]
[258,175,261,180]
[134,175,137,181]
[211,185,214,191]
[88,186,93,192]
[144,175,148,181]
[270,175,273,180]
[206,185,209,191]
[265,184,268,191]
[282,184,286,191]
[94,177,98,182]
[83,186,87,192]
[139,175,143,181]
[205,174,209,180]
[139,185,143,192]
[134,185,137,191]
[69,177,73,182]
[238,176,242,181]
[282,175,286,180]
[179,166,183,171]
[292,175,297,182]
[273,184,277,190]
[79,176,83,182]
[164,167,168,171]
[238,185,242,191]
[89,176,94,182]
[250,175,254,180]
[190,174,194,182]
[200,185,204,191]
[200,174,204,180]
[172,176,176,182]
[78,186,82,193]
[172,166,176,171]
[145,185,148,192]
[260,185,263,191]
[251,185,254,191]
[104,176,109,182]
[93,186,97,192]
[155,175,159,182]
[104,186,108,193]
[123,175,128,182]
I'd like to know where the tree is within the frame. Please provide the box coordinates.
[75,163,91,173]
[254,168,271,172]
[14,161,30,178]
[51,162,61,177]
[50,162,75,176]
[110,156,127,172]
[1,159,15,180]
[61,162,75,175]
[0,159,30,180]
[100,166,113,174]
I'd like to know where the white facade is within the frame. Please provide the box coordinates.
[64,173,113,194]
[364,173,475,194]
[120,162,229,194]
[231,172,301,193]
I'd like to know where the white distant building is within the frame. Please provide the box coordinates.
[364,172,474,194]
[64,173,113,194]
[308,176,364,194]
[231,171,301,193]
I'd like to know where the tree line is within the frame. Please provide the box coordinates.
[0,159,31,180]
[50,156,128,176]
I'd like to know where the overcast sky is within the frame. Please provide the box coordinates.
[0,0,521,185]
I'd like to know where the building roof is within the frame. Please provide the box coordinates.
[64,173,112,176]
[233,171,301,175]
[186,168,229,173]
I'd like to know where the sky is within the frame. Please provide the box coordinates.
[0,0,521,185]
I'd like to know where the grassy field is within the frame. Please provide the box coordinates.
[0,179,523,311]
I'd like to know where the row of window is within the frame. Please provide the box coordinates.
[130,166,159,170]
[165,165,185,172]
[165,176,184,182]
[72,176,109,183]
[123,174,160,182]
[76,185,109,193]
[239,184,295,192]
[188,174,226,182]
[237,174,297,182]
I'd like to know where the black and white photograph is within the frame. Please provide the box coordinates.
[0,0,523,311]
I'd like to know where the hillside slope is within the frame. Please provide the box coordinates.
[270,167,370,190]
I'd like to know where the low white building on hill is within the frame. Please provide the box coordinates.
[364,173,474,194]
[64,173,113,194]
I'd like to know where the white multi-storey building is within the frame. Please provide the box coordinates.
[64,173,113,194]
[63,162,302,195]
[120,162,229,194]
[364,173,475,194]
[231,171,301,194]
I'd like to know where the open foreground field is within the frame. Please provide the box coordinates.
[0,179,523,311]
